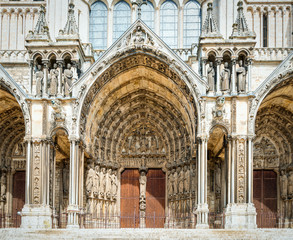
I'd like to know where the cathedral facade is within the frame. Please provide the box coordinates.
[0,0,292,230]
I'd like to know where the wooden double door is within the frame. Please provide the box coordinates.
[253,170,277,228]
[12,171,25,227]
[120,169,165,228]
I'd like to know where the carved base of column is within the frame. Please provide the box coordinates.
[224,203,257,229]
[67,205,80,229]
[195,203,209,229]
[20,204,52,229]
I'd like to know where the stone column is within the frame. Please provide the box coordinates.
[57,60,63,98]
[28,60,34,95]
[42,60,49,98]
[282,9,286,48]
[224,136,256,229]
[231,58,237,95]
[260,8,264,47]
[247,58,253,94]
[215,58,222,96]
[21,138,52,229]
[154,7,160,35]
[139,168,147,228]
[178,7,183,48]
[195,137,209,229]
[201,58,207,79]
[108,8,113,47]
[67,138,81,228]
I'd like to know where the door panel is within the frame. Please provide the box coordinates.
[12,171,25,227]
[120,169,140,228]
[145,169,165,228]
[253,170,277,228]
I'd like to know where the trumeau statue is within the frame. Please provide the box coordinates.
[139,171,147,199]
[280,170,288,200]
[236,60,246,93]
[220,62,230,91]
[63,63,73,96]
[48,63,58,97]
[35,64,44,97]
[288,171,293,199]
[207,62,215,91]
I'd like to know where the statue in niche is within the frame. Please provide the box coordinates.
[178,167,184,194]
[63,63,73,96]
[35,65,44,97]
[62,161,69,195]
[183,165,190,193]
[99,166,106,198]
[220,62,230,91]
[48,63,59,97]
[280,170,288,200]
[106,168,112,199]
[93,164,100,198]
[85,162,95,198]
[111,171,118,199]
[14,142,24,156]
[236,60,246,93]
[139,171,147,199]
[168,170,174,196]
[173,168,178,195]
[207,62,215,92]
[0,171,7,201]
[287,171,293,199]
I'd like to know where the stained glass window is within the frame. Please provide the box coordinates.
[113,1,131,41]
[141,1,155,30]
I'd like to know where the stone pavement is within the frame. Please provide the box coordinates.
[0,228,293,240]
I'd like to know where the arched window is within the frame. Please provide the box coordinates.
[183,0,201,48]
[141,1,155,30]
[89,1,108,50]
[160,1,178,48]
[113,1,131,41]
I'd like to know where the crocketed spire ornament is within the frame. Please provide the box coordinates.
[230,0,256,39]
[58,0,79,38]
[25,5,51,41]
[201,3,223,39]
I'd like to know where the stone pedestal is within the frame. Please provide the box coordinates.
[224,203,257,229]
[20,204,52,229]
[67,205,80,229]
[195,203,209,229]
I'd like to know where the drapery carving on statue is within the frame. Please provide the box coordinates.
[110,170,118,200]
[105,168,112,199]
[253,137,279,169]
[93,164,100,198]
[86,161,95,198]
[288,171,293,199]
[99,166,106,198]
[139,171,147,199]
[0,170,7,202]
[280,169,288,200]
[183,165,190,193]
[237,139,246,203]
[178,166,184,194]
[168,170,174,197]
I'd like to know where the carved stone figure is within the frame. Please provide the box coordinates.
[237,60,246,93]
[85,162,95,198]
[99,166,106,197]
[139,171,147,199]
[287,171,293,199]
[48,63,58,97]
[168,170,174,196]
[35,65,44,97]
[0,172,7,201]
[207,62,215,91]
[173,168,178,195]
[183,165,190,193]
[111,171,118,199]
[63,63,73,96]
[191,164,196,193]
[93,165,100,197]
[106,168,112,199]
[280,170,288,200]
[220,62,230,91]
[178,167,184,194]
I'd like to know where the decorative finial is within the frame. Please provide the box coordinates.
[132,0,147,19]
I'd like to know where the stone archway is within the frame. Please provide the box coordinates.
[78,51,200,228]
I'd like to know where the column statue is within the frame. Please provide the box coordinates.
[207,62,215,92]
[173,168,178,195]
[168,170,174,196]
[111,171,118,200]
[178,167,184,194]
[139,171,147,199]
[85,162,95,198]
[99,166,106,198]
[48,63,59,97]
[106,168,112,199]
[236,60,246,93]
[220,62,230,91]
[0,171,7,201]
[280,170,288,200]
[287,171,293,199]
[183,165,190,193]
[35,65,44,97]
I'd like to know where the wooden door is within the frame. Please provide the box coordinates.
[12,171,25,227]
[253,170,277,228]
[120,169,140,228]
[145,169,165,228]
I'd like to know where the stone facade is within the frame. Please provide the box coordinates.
[0,0,292,231]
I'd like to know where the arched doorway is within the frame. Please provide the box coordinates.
[0,85,26,227]
[254,76,293,228]
[80,52,199,228]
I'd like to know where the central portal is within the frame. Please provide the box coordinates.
[120,168,165,228]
